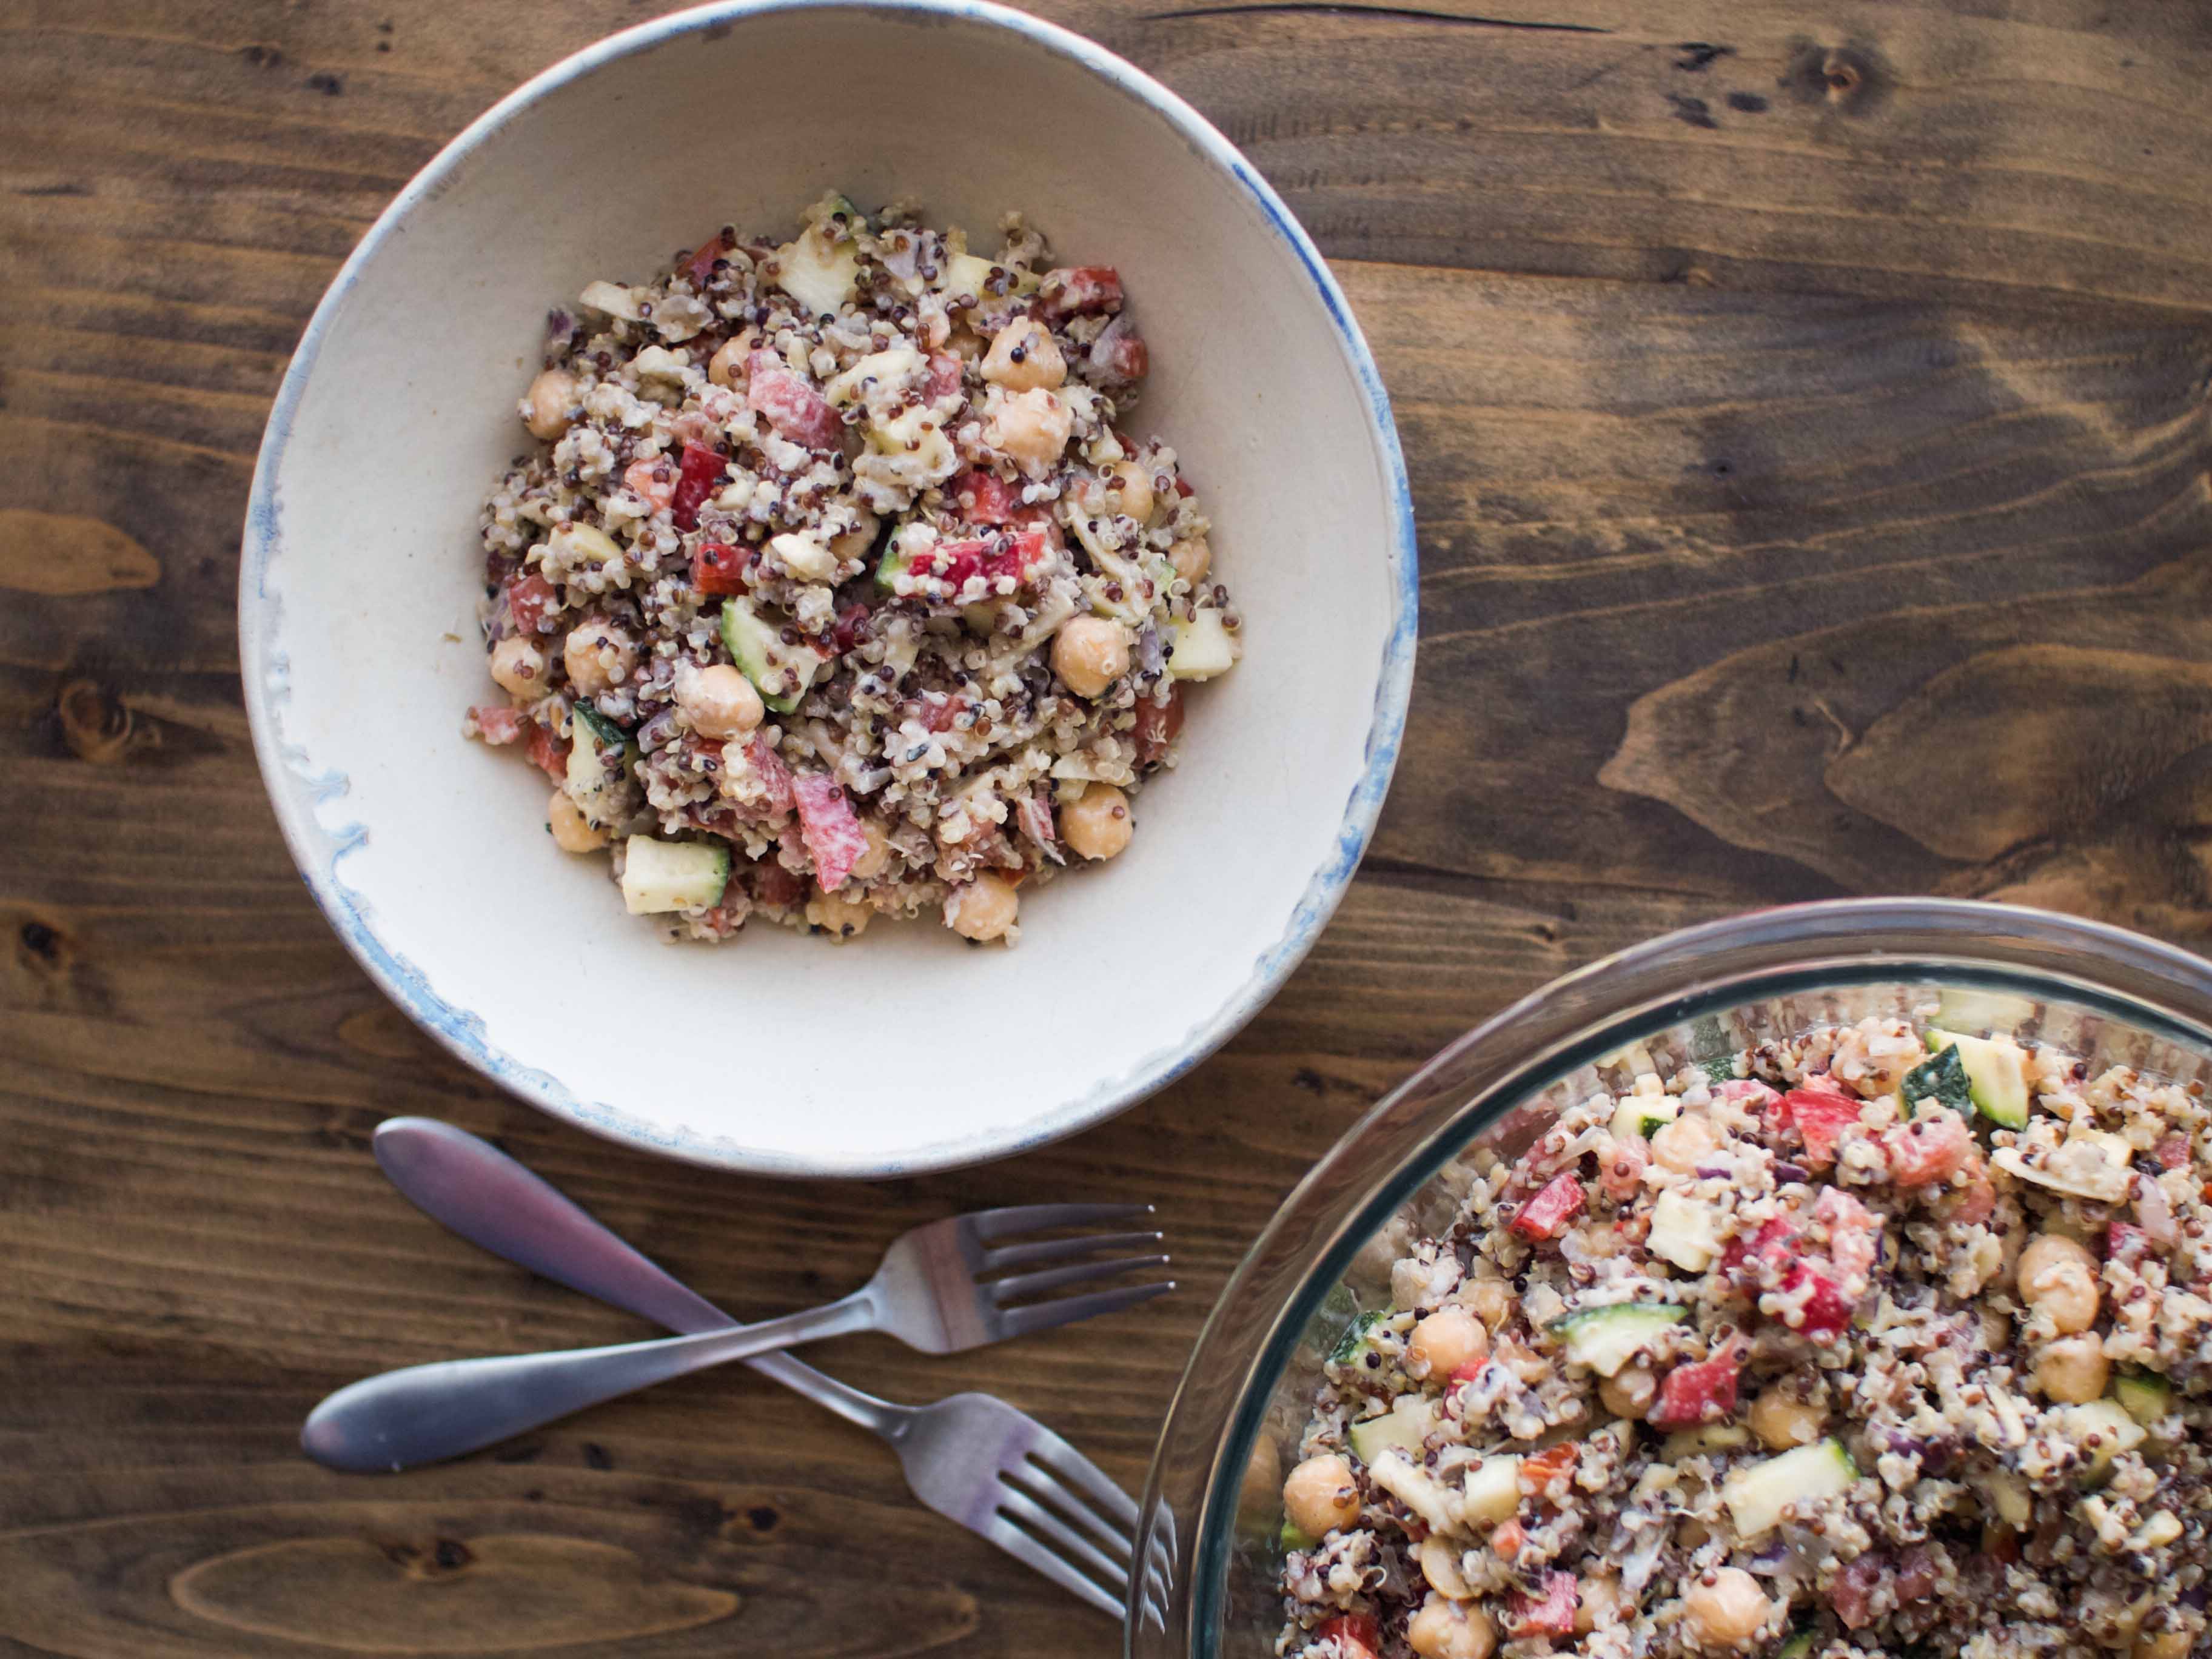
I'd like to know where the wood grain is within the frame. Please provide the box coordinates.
[3,0,2210,1653]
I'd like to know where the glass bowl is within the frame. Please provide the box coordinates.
[1128,897,2212,1654]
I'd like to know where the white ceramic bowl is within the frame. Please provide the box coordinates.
[240,0,1416,1178]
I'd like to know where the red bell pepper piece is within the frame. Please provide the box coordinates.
[1134,686,1185,766]
[908,528,1047,591]
[1781,1084,1865,1169]
[669,440,725,531]
[1316,1614,1380,1655]
[506,572,558,635]
[791,772,867,891]
[692,540,749,596]
[1508,1572,1579,1638]
[746,349,843,451]
[1647,1349,1742,1429]
[948,469,1020,525]
[1509,1173,1586,1242]
[1039,265,1124,318]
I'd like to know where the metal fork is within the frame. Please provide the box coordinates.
[346,1118,1165,1617]
[303,1179,1169,1473]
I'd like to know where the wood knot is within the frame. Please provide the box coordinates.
[1783,41,1889,115]
[56,679,135,763]
[745,1506,779,1533]
[18,919,67,973]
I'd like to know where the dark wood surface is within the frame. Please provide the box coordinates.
[6,1,2211,1652]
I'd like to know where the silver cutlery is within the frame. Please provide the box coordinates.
[303,1191,1169,1472]
[336,1117,1166,1618]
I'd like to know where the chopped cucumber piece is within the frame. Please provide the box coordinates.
[546,522,623,575]
[1925,1030,2031,1128]
[1365,1443,1458,1534]
[2113,1370,2173,1429]
[1935,987,2037,1036]
[1609,1094,1680,1141]
[1721,1437,1857,1538]
[1969,1466,2033,1527]
[1329,1306,1391,1367]
[720,597,830,713]
[563,700,637,826]
[1548,1302,1688,1378]
[771,203,861,320]
[1279,1518,1318,1553]
[934,249,1041,300]
[1461,1452,1523,1525]
[1991,1131,2133,1202]
[1167,611,1236,680]
[1775,1627,1818,1659]
[619,836,730,914]
[1900,1043,1974,1118]
[1663,1423,1752,1462]
[2053,1399,2144,1478]
[1348,1395,1433,1467]
[1649,1188,1723,1272]
[825,346,924,409]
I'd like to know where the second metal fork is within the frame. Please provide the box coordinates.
[304,1158,1170,1473]
[342,1118,1172,1618]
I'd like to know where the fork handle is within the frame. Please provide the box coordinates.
[301,1295,875,1472]
[363,1119,903,1441]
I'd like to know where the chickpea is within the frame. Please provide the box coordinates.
[678,663,764,740]
[1170,534,1212,585]
[1419,1535,1472,1600]
[2135,1631,2194,1659]
[947,872,1019,942]
[706,329,759,388]
[1081,459,1155,526]
[1576,1574,1626,1636]
[1598,1364,1656,1420]
[1460,1279,1513,1331]
[987,386,1073,474]
[1281,1453,1359,1540]
[1407,1594,1496,1659]
[980,318,1067,392]
[546,789,606,853]
[1680,1566,1771,1651]
[489,635,553,700]
[1651,1113,1723,1176]
[804,885,872,940]
[523,367,578,441]
[2019,1232,2102,1335]
[850,817,893,881]
[563,621,637,696]
[1061,783,1133,861]
[1407,1305,1487,1381]
[1748,1384,1825,1450]
[2034,1333,2111,1403]
[1051,616,1131,699]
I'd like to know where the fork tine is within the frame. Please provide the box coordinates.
[989,1253,1171,1306]
[999,1278,1175,1339]
[980,1509,1125,1618]
[996,1473,1134,1587]
[1022,1430,1141,1533]
[982,1228,1164,1273]
[965,1201,1152,1242]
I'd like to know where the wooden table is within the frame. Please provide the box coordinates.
[7,1,2210,1651]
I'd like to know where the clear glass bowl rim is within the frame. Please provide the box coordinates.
[1127,896,2212,1654]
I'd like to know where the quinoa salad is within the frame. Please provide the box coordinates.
[1274,1005,2210,1659]
[464,193,1238,945]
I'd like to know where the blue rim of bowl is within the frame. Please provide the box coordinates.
[237,0,1420,1178]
